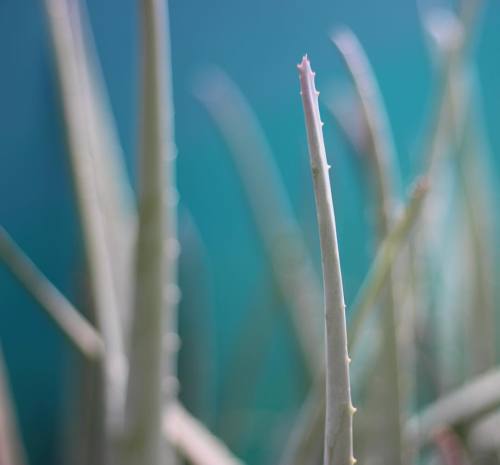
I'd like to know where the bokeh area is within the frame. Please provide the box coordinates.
[1,1,499,464]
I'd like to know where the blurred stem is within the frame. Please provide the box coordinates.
[0,227,104,359]
[298,56,354,465]
[0,347,27,465]
[44,0,127,433]
[194,68,323,378]
[65,0,137,335]
[332,29,404,465]
[406,367,500,448]
[280,177,428,465]
[123,0,178,464]
[163,403,245,465]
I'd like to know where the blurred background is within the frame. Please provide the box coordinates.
[0,1,499,464]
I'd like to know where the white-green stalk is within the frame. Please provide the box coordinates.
[332,31,404,465]
[298,55,354,465]
[0,347,27,465]
[124,0,178,463]
[194,68,323,378]
[280,177,428,465]
[0,227,104,359]
[45,0,127,432]
[406,367,500,448]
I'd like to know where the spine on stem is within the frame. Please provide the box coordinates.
[298,55,355,465]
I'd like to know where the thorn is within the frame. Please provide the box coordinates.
[327,164,331,170]
[351,457,357,465]
[320,121,325,127]
[350,405,357,414]
[316,90,320,96]
[347,356,351,363]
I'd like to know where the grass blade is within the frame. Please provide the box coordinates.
[124,0,178,463]
[0,347,27,465]
[194,68,323,378]
[298,55,354,465]
[406,368,500,447]
[164,403,245,465]
[0,227,104,359]
[44,0,127,431]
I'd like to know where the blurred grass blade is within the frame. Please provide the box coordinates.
[124,0,178,463]
[298,55,354,465]
[331,27,400,222]
[348,177,429,349]
[0,227,104,359]
[281,177,428,465]
[44,0,127,430]
[332,28,404,465]
[466,409,500,453]
[194,67,323,378]
[0,347,27,465]
[65,0,137,333]
[164,403,245,465]
[406,368,500,448]
[419,1,484,173]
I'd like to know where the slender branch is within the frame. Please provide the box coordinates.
[280,177,428,465]
[332,27,400,226]
[124,0,178,463]
[298,55,354,465]
[0,347,27,465]
[163,403,245,465]
[65,0,137,334]
[45,0,127,431]
[405,368,500,447]
[194,68,323,378]
[332,30,404,464]
[466,410,500,453]
[0,228,104,359]
[348,177,429,350]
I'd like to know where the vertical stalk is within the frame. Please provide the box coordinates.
[332,29,404,465]
[124,0,178,463]
[45,0,127,435]
[194,68,323,378]
[0,347,26,465]
[298,56,354,465]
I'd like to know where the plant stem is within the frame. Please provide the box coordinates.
[0,227,104,359]
[164,403,245,465]
[0,346,27,465]
[194,68,323,378]
[406,368,500,447]
[280,177,428,465]
[44,0,127,432]
[298,55,354,465]
[124,0,178,463]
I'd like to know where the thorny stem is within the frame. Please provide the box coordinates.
[298,55,354,465]
[123,0,178,464]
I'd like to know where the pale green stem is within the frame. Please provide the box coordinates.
[332,29,404,465]
[298,55,354,465]
[163,403,245,465]
[194,68,323,378]
[0,347,27,465]
[0,227,104,359]
[280,177,428,465]
[65,0,137,335]
[44,0,127,432]
[406,368,500,447]
[123,0,178,463]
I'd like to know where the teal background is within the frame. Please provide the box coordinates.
[0,1,499,464]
